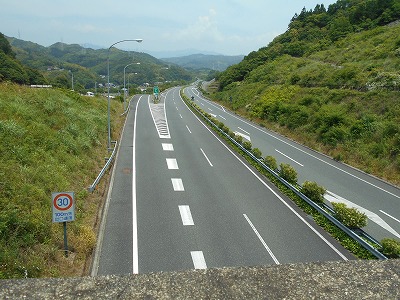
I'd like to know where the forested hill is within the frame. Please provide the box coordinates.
[0,33,45,84]
[218,0,400,89]
[210,0,400,185]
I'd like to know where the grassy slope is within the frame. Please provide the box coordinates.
[210,24,400,185]
[0,83,125,278]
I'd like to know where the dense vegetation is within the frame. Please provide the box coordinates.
[0,83,125,278]
[0,33,46,85]
[210,0,400,184]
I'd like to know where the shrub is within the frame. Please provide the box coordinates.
[264,155,278,170]
[252,147,262,159]
[380,238,400,258]
[332,202,367,228]
[234,134,243,144]
[279,163,298,184]
[242,141,252,151]
[301,181,326,204]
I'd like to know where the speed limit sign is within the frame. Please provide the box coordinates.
[52,192,75,223]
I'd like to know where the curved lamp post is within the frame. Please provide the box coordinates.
[123,62,140,111]
[107,39,142,150]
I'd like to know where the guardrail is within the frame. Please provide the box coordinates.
[185,93,387,260]
[88,141,118,193]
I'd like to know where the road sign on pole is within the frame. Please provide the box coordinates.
[153,86,159,95]
[52,192,75,223]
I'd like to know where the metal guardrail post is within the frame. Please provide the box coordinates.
[185,93,387,260]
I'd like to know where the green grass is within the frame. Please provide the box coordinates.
[0,82,125,278]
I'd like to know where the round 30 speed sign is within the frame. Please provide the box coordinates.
[52,192,75,223]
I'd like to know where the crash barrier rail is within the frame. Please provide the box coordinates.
[88,141,118,193]
[185,94,387,260]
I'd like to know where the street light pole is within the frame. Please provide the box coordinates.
[107,39,143,150]
[123,62,140,111]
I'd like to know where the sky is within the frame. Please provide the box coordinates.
[0,0,338,57]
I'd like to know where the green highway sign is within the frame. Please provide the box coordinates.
[153,86,159,94]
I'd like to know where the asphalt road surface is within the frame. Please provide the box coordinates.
[185,85,400,243]
[94,87,354,276]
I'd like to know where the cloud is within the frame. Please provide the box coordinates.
[164,8,222,42]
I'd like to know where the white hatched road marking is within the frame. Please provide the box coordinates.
[171,178,184,191]
[179,205,194,226]
[380,210,400,224]
[234,131,251,142]
[148,96,170,139]
[325,191,400,239]
[191,251,207,269]
[166,158,179,170]
[237,127,250,135]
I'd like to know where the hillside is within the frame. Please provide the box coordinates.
[0,83,126,278]
[6,37,193,91]
[0,33,45,85]
[209,0,400,185]
[161,53,244,71]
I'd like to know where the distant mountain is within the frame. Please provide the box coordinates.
[6,37,194,90]
[161,54,244,71]
[147,49,223,59]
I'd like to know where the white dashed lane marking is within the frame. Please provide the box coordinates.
[179,205,194,226]
[171,178,184,191]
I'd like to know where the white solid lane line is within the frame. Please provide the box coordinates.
[191,251,207,269]
[275,149,304,167]
[132,95,145,274]
[162,143,174,151]
[243,214,280,265]
[200,148,213,167]
[166,158,179,170]
[179,205,194,226]
[171,178,185,191]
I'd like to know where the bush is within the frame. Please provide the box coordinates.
[380,238,400,258]
[234,134,243,144]
[252,147,262,159]
[301,181,326,204]
[279,163,298,184]
[242,141,252,151]
[264,155,278,170]
[332,202,367,228]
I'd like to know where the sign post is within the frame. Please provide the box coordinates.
[153,86,159,103]
[52,192,75,257]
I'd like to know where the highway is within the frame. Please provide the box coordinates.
[184,85,400,242]
[95,87,353,276]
